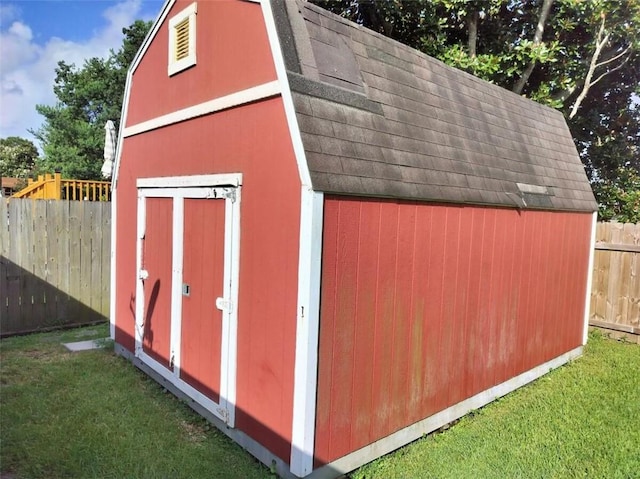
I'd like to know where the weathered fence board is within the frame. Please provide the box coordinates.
[590,222,640,341]
[0,199,111,336]
[68,203,82,321]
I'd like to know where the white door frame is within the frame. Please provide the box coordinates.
[135,174,242,426]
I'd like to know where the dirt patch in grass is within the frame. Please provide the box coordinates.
[179,420,209,443]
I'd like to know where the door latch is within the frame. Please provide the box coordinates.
[215,297,232,312]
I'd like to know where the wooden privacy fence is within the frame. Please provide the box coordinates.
[590,221,640,342]
[0,199,111,336]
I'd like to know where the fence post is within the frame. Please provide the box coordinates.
[54,172,62,200]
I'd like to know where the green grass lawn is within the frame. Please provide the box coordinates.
[1,326,638,479]
[0,324,270,479]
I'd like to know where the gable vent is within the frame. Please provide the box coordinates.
[174,18,190,61]
[168,2,197,76]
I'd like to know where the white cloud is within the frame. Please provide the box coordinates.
[9,22,33,41]
[9,20,32,40]
[1,21,39,73]
[0,3,20,27]
[0,0,147,142]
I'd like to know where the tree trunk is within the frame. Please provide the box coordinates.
[468,11,479,58]
[569,16,631,119]
[512,0,554,95]
[569,33,607,119]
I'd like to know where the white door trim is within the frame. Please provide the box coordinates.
[135,174,242,427]
[134,193,146,356]
[219,185,241,427]
[170,196,185,376]
[137,173,242,188]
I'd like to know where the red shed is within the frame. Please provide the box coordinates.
[111,1,598,477]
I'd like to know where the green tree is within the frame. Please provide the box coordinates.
[0,136,39,179]
[313,0,640,222]
[593,166,640,223]
[32,20,151,180]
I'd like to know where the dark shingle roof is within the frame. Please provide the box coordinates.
[273,0,597,212]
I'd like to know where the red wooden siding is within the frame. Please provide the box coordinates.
[115,97,301,462]
[142,197,173,369]
[314,196,592,465]
[180,198,226,402]
[126,0,277,127]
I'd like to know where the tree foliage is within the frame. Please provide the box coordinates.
[593,166,640,223]
[32,20,151,180]
[0,136,39,179]
[313,0,640,222]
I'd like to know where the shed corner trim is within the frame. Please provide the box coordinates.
[290,188,324,477]
[583,211,598,345]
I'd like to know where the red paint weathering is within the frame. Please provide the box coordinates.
[115,96,302,462]
[314,196,592,464]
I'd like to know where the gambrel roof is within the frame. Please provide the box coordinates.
[273,0,597,212]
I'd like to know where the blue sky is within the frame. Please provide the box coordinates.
[0,0,164,141]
